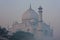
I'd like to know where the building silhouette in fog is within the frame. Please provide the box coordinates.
[9,5,53,40]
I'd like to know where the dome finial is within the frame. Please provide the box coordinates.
[30,3,32,9]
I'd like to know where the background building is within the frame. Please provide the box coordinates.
[9,5,53,40]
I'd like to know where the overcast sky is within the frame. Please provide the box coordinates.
[0,0,60,40]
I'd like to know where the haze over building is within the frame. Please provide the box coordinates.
[0,0,60,40]
[8,5,53,40]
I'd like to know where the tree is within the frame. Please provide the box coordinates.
[10,31,35,40]
[0,26,10,40]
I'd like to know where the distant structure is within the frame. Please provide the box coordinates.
[9,5,53,40]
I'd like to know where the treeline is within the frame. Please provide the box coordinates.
[0,26,34,40]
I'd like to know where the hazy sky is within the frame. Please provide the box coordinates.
[0,0,60,40]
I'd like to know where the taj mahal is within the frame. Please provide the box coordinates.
[9,5,53,40]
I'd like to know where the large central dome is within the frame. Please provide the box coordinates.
[22,6,38,21]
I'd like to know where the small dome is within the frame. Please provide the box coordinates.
[22,7,38,21]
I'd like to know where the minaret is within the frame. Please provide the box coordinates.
[38,6,43,22]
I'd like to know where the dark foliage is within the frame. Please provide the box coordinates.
[0,26,10,40]
[10,31,34,40]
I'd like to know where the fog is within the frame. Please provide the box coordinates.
[0,0,60,40]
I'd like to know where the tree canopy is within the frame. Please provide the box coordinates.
[10,31,34,40]
[0,26,9,40]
